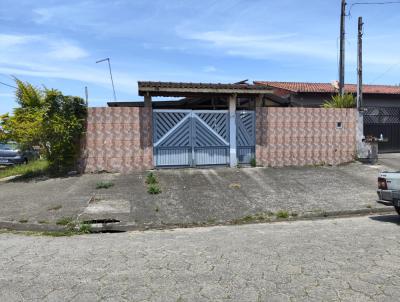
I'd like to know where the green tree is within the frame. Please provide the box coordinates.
[322,93,356,108]
[0,79,87,174]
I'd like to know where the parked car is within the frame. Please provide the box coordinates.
[377,172,400,215]
[0,142,39,166]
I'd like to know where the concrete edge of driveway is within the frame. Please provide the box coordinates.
[0,207,396,234]
[0,221,66,232]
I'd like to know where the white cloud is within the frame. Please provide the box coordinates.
[32,8,54,24]
[0,34,40,47]
[203,65,217,73]
[47,41,88,60]
[181,30,337,60]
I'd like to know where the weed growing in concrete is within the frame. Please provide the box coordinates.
[148,183,162,195]
[56,217,74,226]
[231,212,273,225]
[250,158,256,167]
[276,210,289,219]
[19,219,28,223]
[78,223,92,234]
[96,181,114,189]
[155,206,159,212]
[229,183,241,189]
[146,172,158,185]
[38,220,49,224]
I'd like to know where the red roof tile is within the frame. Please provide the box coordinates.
[255,81,400,95]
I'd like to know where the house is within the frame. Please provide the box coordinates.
[254,81,400,108]
[82,81,358,173]
[254,81,400,153]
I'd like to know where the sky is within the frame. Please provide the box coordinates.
[0,0,399,113]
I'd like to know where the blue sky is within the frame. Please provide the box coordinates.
[0,0,399,113]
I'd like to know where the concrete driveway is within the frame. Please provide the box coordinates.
[0,161,393,229]
[378,153,400,171]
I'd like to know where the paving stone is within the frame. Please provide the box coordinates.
[1,215,400,301]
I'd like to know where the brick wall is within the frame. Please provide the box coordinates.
[256,107,357,167]
[82,107,153,173]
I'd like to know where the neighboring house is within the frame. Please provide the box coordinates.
[254,81,400,108]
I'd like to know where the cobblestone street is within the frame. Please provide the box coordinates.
[1,215,400,301]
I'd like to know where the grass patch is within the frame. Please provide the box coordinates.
[148,183,162,195]
[56,217,74,226]
[96,181,114,189]
[276,210,289,219]
[146,172,158,185]
[0,160,49,180]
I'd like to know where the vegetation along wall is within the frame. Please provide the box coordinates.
[256,108,357,167]
[82,107,153,173]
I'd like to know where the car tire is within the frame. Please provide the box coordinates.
[395,206,400,216]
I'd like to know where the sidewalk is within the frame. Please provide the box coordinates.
[0,161,394,231]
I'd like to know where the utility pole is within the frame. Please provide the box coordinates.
[357,17,363,110]
[339,0,346,96]
[85,86,89,107]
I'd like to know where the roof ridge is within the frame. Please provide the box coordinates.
[254,80,400,88]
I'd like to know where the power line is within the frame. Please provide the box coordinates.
[369,61,400,84]
[0,81,17,89]
[349,1,400,15]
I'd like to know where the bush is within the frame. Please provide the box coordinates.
[250,158,256,167]
[0,79,87,175]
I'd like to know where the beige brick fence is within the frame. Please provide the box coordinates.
[81,107,153,173]
[256,107,357,167]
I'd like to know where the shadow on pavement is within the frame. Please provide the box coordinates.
[369,214,400,225]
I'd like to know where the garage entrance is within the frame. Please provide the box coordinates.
[153,109,256,167]
[153,110,230,167]
[364,107,400,153]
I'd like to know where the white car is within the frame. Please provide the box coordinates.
[377,172,400,215]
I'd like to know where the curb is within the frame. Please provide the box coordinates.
[0,207,396,234]
[0,221,66,232]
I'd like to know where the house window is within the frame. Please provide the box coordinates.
[336,122,343,129]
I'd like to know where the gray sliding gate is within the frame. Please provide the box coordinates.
[236,111,256,164]
[153,110,230,167]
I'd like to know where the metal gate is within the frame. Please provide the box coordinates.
[364,107,400,153]
[236,111,256,164]
[153,110,230,167]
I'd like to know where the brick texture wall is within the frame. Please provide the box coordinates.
[82,107,153,173]
[256,107,357,167]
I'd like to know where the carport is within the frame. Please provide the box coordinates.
[137,82,277,168]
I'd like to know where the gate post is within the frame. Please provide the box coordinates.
[229,94,237,167]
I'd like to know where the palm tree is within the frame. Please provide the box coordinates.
[322,93,356,108]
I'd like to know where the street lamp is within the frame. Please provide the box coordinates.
[96,58,117,102]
